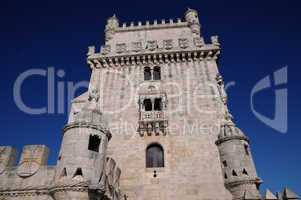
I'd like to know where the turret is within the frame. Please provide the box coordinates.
[184,8,201,35]
[105,14,119,42]
[216,113,262,200]
[50,93,112,200]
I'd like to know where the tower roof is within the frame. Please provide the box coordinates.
[283,187,300,199]
[217,111,248,141]
[264,189,278,200]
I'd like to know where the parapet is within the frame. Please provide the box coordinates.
[0,146,17,175]
[17,145,49,177]
[0,145,51,178]
[0,145,55,198]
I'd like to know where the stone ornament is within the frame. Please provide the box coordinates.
[146,40,158,51]
[211,36,220,46]
[87,46,95,56]
[116,43,127,54]
[193,37,204,47]
[163,39,173,50]
[88,88,100,103]
[101,45,111,55]
[179,38,189,49]
[132,42,142,52]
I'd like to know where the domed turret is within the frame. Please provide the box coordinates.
[51,93,111,200]
[216,112,262,200]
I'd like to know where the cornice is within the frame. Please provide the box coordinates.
[63,122,112,140]
[87,46,220,69]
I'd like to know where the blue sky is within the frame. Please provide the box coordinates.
[0,0,300,196]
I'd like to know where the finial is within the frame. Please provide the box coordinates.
[224,110,235,125]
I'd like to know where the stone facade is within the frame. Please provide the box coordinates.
[0,8,299,200]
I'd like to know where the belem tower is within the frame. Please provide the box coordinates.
[0,8,299,200]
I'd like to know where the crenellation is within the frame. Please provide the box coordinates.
[0,146,17,175]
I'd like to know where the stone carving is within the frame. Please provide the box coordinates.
[216,74,227,104]
[179,38,189,49]
[88,88,100,103]
[146,40,158,51]
[185,8,201,34]
[193,37,204,47]
[101,45,111,55]
[105,15,119,41]
[132,42,142,52]
[211,35,220,46]
[163,39,173,50]
[116,43,127,54]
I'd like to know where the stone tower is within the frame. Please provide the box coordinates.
[0,8,299,200]
[50,95,114,200]
[216,113,262,200]
[82,8,237,200]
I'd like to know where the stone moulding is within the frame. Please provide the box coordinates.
[87,47,220,69]
[49,185,89,194]
[215,135,250,145]
[63,122,112,140]
[225,178,262,188]
[0,188,49,197]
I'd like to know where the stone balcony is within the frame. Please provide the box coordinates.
[138,111,168,136]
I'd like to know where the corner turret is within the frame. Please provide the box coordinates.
[216,112,262,200]
[51,91,114,200]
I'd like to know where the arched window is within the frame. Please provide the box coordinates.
[153,66,161,80]
[146,144,164,168]
[144,67,152,80]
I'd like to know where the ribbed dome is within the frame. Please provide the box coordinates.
[217,111,247,141]
[218,123,246,140]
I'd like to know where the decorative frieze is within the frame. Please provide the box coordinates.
[116,43,127,54]
[178,38,189,49]
[132,42,142,52]
[146,40,158,51]
[101,45,111,55]
[163,39,173,50]
[193,37,205,47]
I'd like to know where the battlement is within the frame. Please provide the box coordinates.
[0,145,51,178]
[116,18,187,32]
